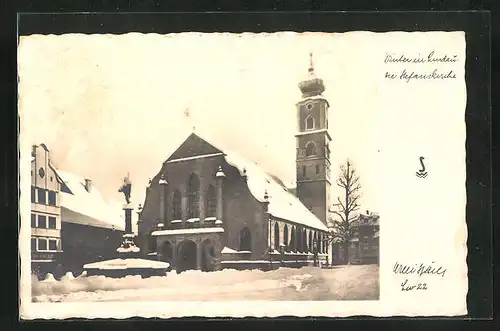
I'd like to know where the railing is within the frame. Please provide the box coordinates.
[31,251,58,261]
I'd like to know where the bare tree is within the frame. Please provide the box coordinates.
[330,159,361,264]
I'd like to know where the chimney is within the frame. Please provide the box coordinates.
[84,178,92,192]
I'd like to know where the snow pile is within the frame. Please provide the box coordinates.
[32,265,379,302]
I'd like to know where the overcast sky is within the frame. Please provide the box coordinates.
[19,32,390,216]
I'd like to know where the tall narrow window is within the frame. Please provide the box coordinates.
[49,239,57,251]
[302,165,306,177]
[240,227,252,251]
[38,238,47,251]
[283,225,289,251]
[187,174,200,218]
[48,191,56,206]
[37,189,46,204]
[305,142,316,157]
[48,217,56,229]
[31,238,37,251]
[172,189,182,220]
[38,215,46,228]
[305,115,315,130]
[274,223,280,250]
[31,186,35,203]
[31,214,36,228]
[316,164,320,174]
[205,185,216,218]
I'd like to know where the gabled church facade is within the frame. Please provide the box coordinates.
[138,55,333,272]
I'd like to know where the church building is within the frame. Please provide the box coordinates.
[138,55,333,272]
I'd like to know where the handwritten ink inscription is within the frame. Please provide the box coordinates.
[384,51,458,83]
[393,261,447,292]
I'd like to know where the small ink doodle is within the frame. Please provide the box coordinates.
[416,156,428,178]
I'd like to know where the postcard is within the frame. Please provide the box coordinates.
[18,30,467,318]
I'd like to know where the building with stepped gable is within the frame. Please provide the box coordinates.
[138,55,334,272]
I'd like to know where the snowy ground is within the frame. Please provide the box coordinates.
[32,265,379,302]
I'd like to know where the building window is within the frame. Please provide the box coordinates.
[31,238,37,251]
[305,115,315,130]
[31,214,36,228]
[316,164,320,174]
[48,217,56,229]
[305,141,316,157]
[283,225,289,251]
[31,186,35,203]
[49,239,57,251]
[37,189,46,204]
[187,173,200,218]
[205,185,216,218]
[38,238,47,251]
[290,227,297,252]
[38,215,46,228]
[274,222,280,250]
[302,165,306,177]
[48,191,56,206]
[306,103,314,111]
[309,231,313,252]
[239,227,252,251]
[172,189,182,220]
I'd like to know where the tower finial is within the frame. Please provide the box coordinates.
[308,52,314,73]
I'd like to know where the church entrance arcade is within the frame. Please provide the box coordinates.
[153,229,223,273]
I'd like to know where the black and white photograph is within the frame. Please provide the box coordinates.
[19,29,467,318]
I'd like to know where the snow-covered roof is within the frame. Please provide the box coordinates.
[83,258,169,270]
[57,170,125,231]
[223,150,329,232]
[151,227,224,236]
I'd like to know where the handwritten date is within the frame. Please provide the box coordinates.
[401,279,427,292]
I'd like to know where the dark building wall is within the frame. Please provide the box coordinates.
[222,162,267,258]
[58,222,124,275]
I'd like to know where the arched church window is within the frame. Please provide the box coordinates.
[187,173,200,218]
[305,141,316,157]
[274,222,280,250]
[290,227,296,252]
[240,227,252,251]
[172,189,182,220]
[205,185,216,217]
[283,225,289,251]
[305,115,315,130]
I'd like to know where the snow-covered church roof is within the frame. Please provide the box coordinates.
[165,131,328,232]
[223,151,328,232]
[56,170,125,231]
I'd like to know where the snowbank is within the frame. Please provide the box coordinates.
[32,265,379,302]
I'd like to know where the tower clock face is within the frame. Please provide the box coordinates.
[38,167,45,178]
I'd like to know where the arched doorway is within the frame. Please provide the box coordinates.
[201,239,217,272]
[161,241,173,263]
[240,227,252,251]
[177,240,197,272]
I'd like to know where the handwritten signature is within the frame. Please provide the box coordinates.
[393,262,447,292]
[393,261,447,278]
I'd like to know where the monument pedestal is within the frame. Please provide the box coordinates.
[83,204,169,278]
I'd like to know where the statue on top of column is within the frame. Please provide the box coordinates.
[118,173,132,204]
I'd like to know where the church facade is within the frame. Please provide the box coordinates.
[138,57,334,272]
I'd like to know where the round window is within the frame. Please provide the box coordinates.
[38,167,45,178]
[306,103,314,110]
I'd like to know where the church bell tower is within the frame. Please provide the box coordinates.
[295,53,332,225]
